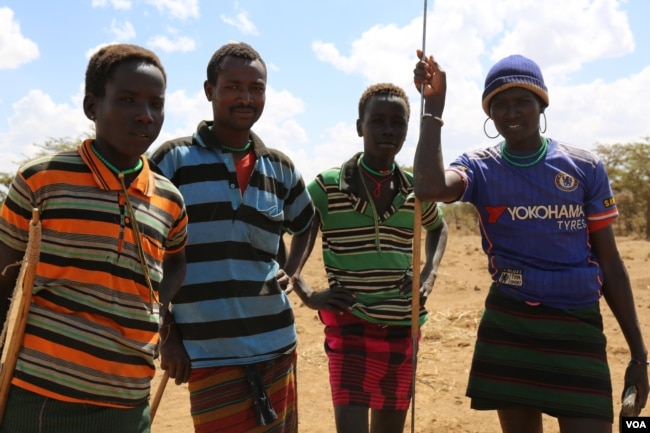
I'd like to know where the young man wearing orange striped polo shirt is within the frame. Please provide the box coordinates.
[0,43,187,433]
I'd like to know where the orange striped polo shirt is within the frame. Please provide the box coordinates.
[0,139,187,407]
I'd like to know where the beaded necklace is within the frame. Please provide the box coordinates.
[91,144,143,175]
[359,154,396,176]
[359,155,396,198]
[500,136,548,168]
[221,139,252,153]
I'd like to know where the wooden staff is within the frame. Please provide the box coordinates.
[410,199,423,433]
[149,370,169,421]
[0,208,41,422]
[410,2,428,432]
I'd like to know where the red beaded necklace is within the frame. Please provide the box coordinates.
[359,156,396,198]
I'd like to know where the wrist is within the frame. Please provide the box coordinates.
[629,358,649,367]
[161,307,175,325]
[421,113,444,126]
[291,275,311,295]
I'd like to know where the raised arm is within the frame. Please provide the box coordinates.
[412,50,465,203]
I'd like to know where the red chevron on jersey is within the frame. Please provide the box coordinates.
[485,205,508,223]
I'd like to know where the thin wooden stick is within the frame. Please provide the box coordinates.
[150,370,169,421]
[410,199,423,432]
[0,208,41,422]
[411,1,428,431]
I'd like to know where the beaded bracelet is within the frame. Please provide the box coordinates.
[629,359,649,367]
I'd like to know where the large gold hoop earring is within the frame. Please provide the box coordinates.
[539,112,547,134]
[483,117,500,139]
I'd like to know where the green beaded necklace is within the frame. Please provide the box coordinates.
[206,124,252,153]
[221,139,252,153]
[500,136,548,168]
[92,144,143,175]
[359,154,396,176]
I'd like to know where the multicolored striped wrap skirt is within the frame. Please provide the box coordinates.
[320,310,417,410]
[466,284,613,421]
[188,351,297,433]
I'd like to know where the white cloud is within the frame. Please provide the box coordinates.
[220,11,260,36]
[0,90,88,174]
[479,0,634,77]
[308,0,647,176]
[147,35,196,53]
[2,0,648,185]
[313,0,635,90]
[0,7,39,70]
[145,0,199,20]
[151,89,210,152]
[91,0,132,10]
[109,19,136,41]
[301,121,360,181]
[85,43,115,60]
[551,65,650,147]
[313,20,420,89]
[255,88,307,154]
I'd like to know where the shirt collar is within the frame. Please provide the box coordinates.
[193,120,270,157]
[338,152,412,196]
[78,139,155,196]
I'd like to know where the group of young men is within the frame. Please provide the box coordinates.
[0,40,647,433]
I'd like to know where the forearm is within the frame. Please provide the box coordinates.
[602,267,647,361]
[421,219,448,282]
[280,216,320,302]
[413,105,447,202]
[591,227,647,361]
[283,216,320,278]
[158,249,186,311]
[412,53,464,203]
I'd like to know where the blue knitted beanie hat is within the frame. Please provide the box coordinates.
[482,54,549,116]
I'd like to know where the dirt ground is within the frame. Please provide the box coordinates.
[151,231,650,433]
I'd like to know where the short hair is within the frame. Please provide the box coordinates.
[85,44,166,97]
[358,83,410,120]
[206,42,267,84]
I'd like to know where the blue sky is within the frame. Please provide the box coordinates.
[1,0,649,184]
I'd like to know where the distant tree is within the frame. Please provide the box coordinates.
[594,138,650,240]
[440,202,479,234]
[0,135,87,203]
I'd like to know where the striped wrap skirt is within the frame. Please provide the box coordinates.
[187,351,297,433]
[0,385,150,433]
[320,310,417,410]
[466,284,613,422]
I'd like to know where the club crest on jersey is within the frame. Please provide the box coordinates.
[555,172,579,192]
